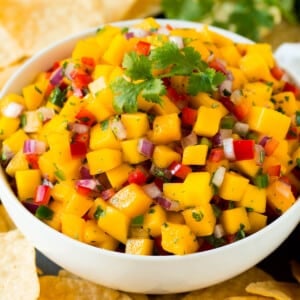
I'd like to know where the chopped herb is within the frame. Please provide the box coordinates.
[296,111,300,126]
[284,95,290,101]
[20,114,27,128]
[254,173,269,188]
[48,87,66,107]
[121,27,129,34]
[212,204,222,219]
[296,158,300,168]
[162,222,168,227]
[100,119,109,130]
[200,137,212,149]
[236,224,246,240]
[246,207,254,212]
[148,207,156,214]
[228,201,235,209]
[94,205,105,220]
[34,85,42,94]
[35,205,54,220]
[205,235,226,248]
[220,116,235,129]
[131,215,144,226]
[53,164,66,181]
[192,211,204,222]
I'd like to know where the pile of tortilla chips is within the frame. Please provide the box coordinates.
[1,203,300,300]
[0,0,162,89]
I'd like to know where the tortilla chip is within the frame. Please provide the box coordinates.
[290,260,300,283]
[39,275,132,300]
[124,0,162,19]
[0,204,15,232]
[182,267,273,300]
[224,297,274,300]
[246,281,300,300]
[0,24,24,68]
[0,229,39,299]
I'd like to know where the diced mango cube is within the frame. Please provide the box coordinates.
[247,211,267,234]
[63,192,93,217]
[5,150,29,177]
[149,113,181,144]
[151,95,180,115]
[121,113,149,139]
[2,129,29,155]
[161,222,199,255]
[86,148,122,175]
[106,163,133,189]
[163,182,186,208]
[220,207,251,235]
[193,106,222,137]
[0,116,20,140]
[153,145,181,168]
[121,139,148,164]
[51,180,75,203]
[219,171,249,201]
[271,91,297,116]
[242,82,273,107]
[83,220,108,247]
[238,184,267,213]
[247,106,291,140]
[109,183,152,218]
[15,169,41,201]
[182,204,216,236]
[22,83,44,110]
[125,238,154,255]
[143,204,167,237]
[61,213,85,241]
[182,144,208,165]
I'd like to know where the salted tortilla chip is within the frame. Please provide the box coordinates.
[224,297,274,299]
[39,275,133,300]
[123,0,162,19]
[0,24,24,68]
[0,204,15,232]
[0,229,39,299]
[182,267,273,300]
[246,281,300,300]
[290,260,300,283]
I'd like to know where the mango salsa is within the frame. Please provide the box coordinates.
[1,18,299,256]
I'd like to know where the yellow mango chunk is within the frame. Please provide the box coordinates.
[220,207,251,235]
[0,116,20,140]
[121,139,148,164]
[219,45,242,67]
[271,91,298,116]
[163,182,186,208]
[22,83,44,110]
[219,171,249,201]
[109,183,152,218]
[242,82,273,107]
[247,106,291,140]
[121,113,149,139]
[182,204,216,236]
[193,106,222,137]
[227,67,247,90]
[2,129,29,155]
[83,220,108,247]
[95,198,130,244]
[183,172,213,206]
[233,159,261,178]
[106,163,133,189]
[63,192,93,217]
[153,145,181,168]
[89,123,121,150]
[5,150,29,177]
[86,148,122,175]
[161,222,199,255]
[151,95,180,115]
[59,95,83,122]
[72,36,103,62]
[149,113,181,144]
[182,144,208,165]
[246,43,275,68]
[125,238,154,255]
[238,184,267,213]
[61,213,85,242]
[51,180,75,203]
[247,211,267,234]
[266,180,296,214]
[143,204,167,237]
[166,211,185,224]
[45,201,64,231]
[15,169,41,201]
[189,92,228,117]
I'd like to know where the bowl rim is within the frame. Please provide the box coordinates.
[0,18,299,265]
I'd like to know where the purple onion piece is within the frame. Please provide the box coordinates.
[138,138,154,158]
[49,67,63,86]
[80,166,93,179]
[23,201,39,214]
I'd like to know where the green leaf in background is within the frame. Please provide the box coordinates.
[161,0,299,41]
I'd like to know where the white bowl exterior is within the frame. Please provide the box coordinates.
[0,19,300,294]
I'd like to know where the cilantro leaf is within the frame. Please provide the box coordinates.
[187,69,226,95]
[122,52,152,80]
[141,78,166,103]
[111,77,142,113]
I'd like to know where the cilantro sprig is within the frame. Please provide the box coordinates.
[110,41,225,113]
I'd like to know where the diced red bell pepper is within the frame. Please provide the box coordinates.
[286,126,298,140]
[181,107,197,126]
[75,108,97,127]
[168,161,192,180]
[128,168,148,185]
[71,70,93,89]
[209,59,227,75]
[70,141,87,158]
[81,57,96,68]
[264,137,279,156]
[47,61,60,73]
[267,164,281,177]
[76,185,92,196]
[271,65,285,80]
[25,154,39,169]
[34,185,51,205]
[73,132,89,146]
[167,86,186,102]
[220,97,250,121]
[135,41,151,56]
[233,139,255,161]
[283,81,300,97]
[208,148,225,162]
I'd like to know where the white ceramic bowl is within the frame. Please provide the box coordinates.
[0,19,300,294]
